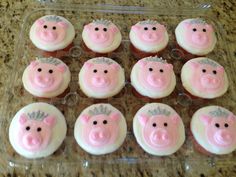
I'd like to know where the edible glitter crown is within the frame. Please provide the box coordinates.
[189,18,206,24]
[93,57,114,65]
[198,58,218,67]
[88,105,112,116]
[37,57,62,66]
[148,107,171,116]
[27,110,49,121]
[145,56,167,63]
[139,20,158,25]
[45,15,62,22]
[209,108,229,118]
[93,19,112,26]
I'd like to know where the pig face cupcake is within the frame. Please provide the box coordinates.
[30,15,75,52]
[131,56,176,99]
[129,20,169,53]
[175,18,217,56]
[22,57,71,98]
[181,57,228,99]
[82,19,122,53]
[133,103,185,156]
[191,106,236,155]
[74,104,127,155]
[79,57,125,99]
[9,102,67,159]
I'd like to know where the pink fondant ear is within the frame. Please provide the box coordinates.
[206,24,213,32]
[43,116,56,127]
[57,21,68,28]
[183,22,191,29]
[171,115,180,124]
[111,26,118,33]
[57,64,67,73]
[131,25,141,32]
[110,112,120,121]
[111,63,120,71]
[19,113,28,125]
[165,63,173,70]
[36,19,45,26]
[138,60,148,68]
[84,24,92,31]
[228,114,236,124]
[158,24,166,31]
[190,62,200,69]
[84,62,94,69]
[216,66,224,73]
[200,115,212,125]
[30,61,39,68]
[138,114,149,127]
[81,115,90,124]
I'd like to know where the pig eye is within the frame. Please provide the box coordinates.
[103,28,107,32]
[93,69,97,73]
[144,27,148,30]
[48,69,53,74]
[104,70,108,74]
[26,126,30,131]
[152,27,157,30]
[103,120,108,124]
[202,69,206,73]
[37,68,42,72]
[149,68,153,72]
[224,123,229,128]
[37,127,42,132]
[43,25,47,29]
[159,69,164,73]
[52,26,56,30]
[193,28,197,32]
[203,29,206,32]
[95,27,99,31]
[152,123,157,127]
[212,70,217,74]
[93,121,97,125]
[215,123,220,128]
[164,123,168,127]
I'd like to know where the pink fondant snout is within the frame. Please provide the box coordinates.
[142,32,160,42]
[191,33,208,45]
[92,76,110,87]
[23,133,42,151]
[147,75,165,88]
[150,129,171,147]
[35,75,54,87]
[200,75,220,89]
[89,127,111,146]
[40,31,58,42]
[91,33,109,43]
[214,130,233,146]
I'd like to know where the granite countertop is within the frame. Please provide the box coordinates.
[0,0,235,176]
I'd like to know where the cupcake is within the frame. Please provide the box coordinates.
[22,57,71,98]
[133,103,185,156]
[9,102,67,159]
[78,57,125,99]
[74,104,127,155]
[175,18,217,56]
[129,20,169,58]
[191,106,236,155]
[82,19,122,54]
[181,57,228,99]
[29,15,75,52]
[131,56,176,99]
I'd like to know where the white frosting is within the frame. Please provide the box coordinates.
[9,102,67,159]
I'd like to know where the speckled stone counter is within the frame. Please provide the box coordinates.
[0,0,235,177]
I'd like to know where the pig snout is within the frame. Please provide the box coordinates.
[91,32,109,43]
[40,30,58,42]
[89,127,111,146]
[142,32,159,42]
[150,129,171,147]
[200,75,220,89]
[147,74,165,88]
[92,76,110,87]
[214,130,233,147]
[35,75,54,88]
[191,33,208,45]
[23,133,42,150]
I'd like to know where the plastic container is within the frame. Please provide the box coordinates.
[1,2,236,176]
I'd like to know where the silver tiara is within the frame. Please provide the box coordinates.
[93,57,114,65]
[189,18,207,25]
[148,107,171,116]
[88,105,112,116]
[92,19,112,26]
[27,110,49,121]
[145,56,167,63]
[209,108,229,118]
[198,59,218,67]
[139,20,158,25]
[45,15,63,22]
[36,57,62,66]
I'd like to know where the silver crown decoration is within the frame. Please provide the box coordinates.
[37,57,62,66]
[93,19,112,26]
[93,57,114,65]
[139,20,158,25]
[88,104,112,116]
[209,107,229,118]
[198,58,218,67]
[148,107,171,116]
[145,56,167,63]
[45,15,63,22]
[189,18,207,25]
[27,110,49,121]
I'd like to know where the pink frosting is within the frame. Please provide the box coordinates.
[84,23,119,47]
[138,113,180,150]
[200,113,236,147]
[17,113,56,151]
[83,61,120,93]
[28,61,66,93]
[35,19,68,44]
[189,61,225,94]
[131,23,166,45]
[137,59,173,92]
[80,112,120,147]
[183,22,214,49]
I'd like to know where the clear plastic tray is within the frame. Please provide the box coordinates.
[2,2,236,175]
